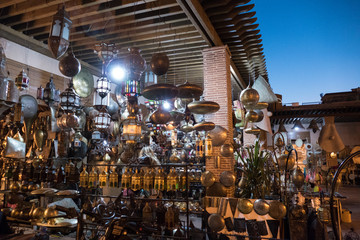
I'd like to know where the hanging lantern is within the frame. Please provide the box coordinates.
[58,51,81,77]
[15,69,29,91]
[124,47,146,81]
[205,134,213,157]
[122,115,141,144]
[43,76,57,104]
[96,75,111,98]
[48,6,72,59]
[94,43,117,65]
[94,108,111,131]
[150,52,169,76]
[37,86,44,100]
[59,81,80,112]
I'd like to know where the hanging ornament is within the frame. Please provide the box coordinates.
[124,47,146,81]
[293,166,305,189]
[15,69,29,91]
[150,105,171,124]
[93,108,111,131]
[58,51,81,77]
[239,86,259,110]
[150,52,169,76]
[48,6,72,59]
[205,134,213,157]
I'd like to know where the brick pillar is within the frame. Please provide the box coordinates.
[202,46,234,196]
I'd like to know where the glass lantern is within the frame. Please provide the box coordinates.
[15,69,29,91]
[48,6,72,59]
[96,75,111,98]
[43,76,57,105]
[59,81,80,112]
[94,43,117,65]
[94,108,111,131]
[122,115,141,144]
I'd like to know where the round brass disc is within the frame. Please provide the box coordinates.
[207,182,227,197]
[254,199,270,215]
[208,126,228,146]
[177,81,203,98]
[188,100,220,114]
[201,171,216,187]
[219,171,236,187]
[73,67,94,98]
[142,83,178,100]
[237,199,253,214]
[269,201,287,220]
[245,127,261,135]
[208,214,225,232]
[194,121,215,132]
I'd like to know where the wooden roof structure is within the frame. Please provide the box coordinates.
[0,0,267,95]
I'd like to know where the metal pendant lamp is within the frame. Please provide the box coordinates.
[307,119,320,133]
[318,116,345,153]
[292,120,305,130]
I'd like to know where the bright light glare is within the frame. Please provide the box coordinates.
[294,127,299,131]
[163,101,171,110]
[109,66,125,81]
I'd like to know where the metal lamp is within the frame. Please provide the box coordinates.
[43,76,60,105]
[122,115,141,144]
[59,81,80,113]
[15,69,29,91]
[94,108,111,131]
[278,122,287,133]
[307,119,320,133]
[318,116,344,153]
[48,6,72,59]
[292,120,305,130]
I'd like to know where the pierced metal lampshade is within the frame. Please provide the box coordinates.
[94,108,111,131]
[318,116,345,153]
[122,115,141,144]
[307,119,320,133]
[96,75,111,98]
[292,120,305,130]
[59,81,80,112]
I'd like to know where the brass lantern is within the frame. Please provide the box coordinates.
[94,108,111,131]
[59,81,80,112]
[48,6,72,59]
[122,115,141,144]
[15,69,29,91]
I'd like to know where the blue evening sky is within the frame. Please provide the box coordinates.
[253,0,360,104]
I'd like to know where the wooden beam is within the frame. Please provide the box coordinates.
[0,0,27,9]
[176,0,247,89]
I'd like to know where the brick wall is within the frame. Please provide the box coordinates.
[202,46,235,196]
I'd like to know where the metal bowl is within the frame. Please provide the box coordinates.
[188,100,220,115]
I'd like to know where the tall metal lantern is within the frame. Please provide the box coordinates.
[48,6,72,59]
[93,43,116,110]
[122,115,141,144]
[94,108,111,131]
[15,69,29,91]
[43,76,57,105]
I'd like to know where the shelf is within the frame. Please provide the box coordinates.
[85,163,205,168]
[84,194,201,202]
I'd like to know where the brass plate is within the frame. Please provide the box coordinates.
[254,199,270,215]
[188,100,220,114]
[194,121,215,132]
[219,171,235,187]
[269,201,286,220]
[208,126,228,146]
[142,83,178,100]
[201,171,215,187]
[237,198,253,214]
[207,182,227,197]
[73,67,94,98]
[177,81,203,98]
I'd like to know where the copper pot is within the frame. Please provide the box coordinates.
[31,207,45,221]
